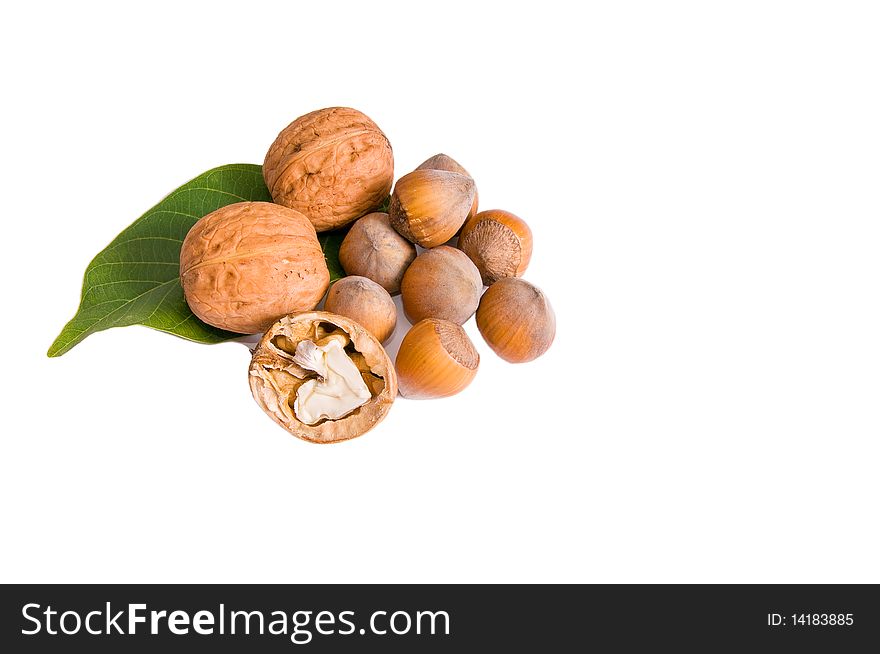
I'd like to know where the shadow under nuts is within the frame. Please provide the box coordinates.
[323,276,397,343]
[401,246,483,325]
[263,107,394,232]
[389,169,475,248]
[338,212,416,294]
[249,311,397,443]
[458,209,533,285]
[476,278,555,363]
[396,319,479,399]
[415,153,478,221]
[180,202,329,334]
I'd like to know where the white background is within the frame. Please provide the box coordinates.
[1,1,879,583]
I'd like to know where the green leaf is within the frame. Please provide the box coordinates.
[48,164,351,357]
[321,229,348,282]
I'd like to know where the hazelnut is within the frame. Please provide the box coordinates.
[389,169,475,248]
[400,246,482,325]
[180,202,329,334]
[458,209,533,285]
[323,276,397,343]
[263,107,394,232]
[396,319,479,399]
[249,311,397,443]
[415,153,478,220]
[476,278,555,363]
[338,212,416,294]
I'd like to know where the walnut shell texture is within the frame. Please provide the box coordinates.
[180,202,329,334]
[263,107,394,232]
[249,311,397,443]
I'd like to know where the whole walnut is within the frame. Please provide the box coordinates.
[180,202,329,334]
[263,107,394,232]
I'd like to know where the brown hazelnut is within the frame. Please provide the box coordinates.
[249,311,397,443]
[323,276,397,343]
[476,278,555,363]
[389,169,475,248]
[338,212,416,294]
[415,153,478,220]
[180,202,329,334]
[263,107,394,232]
[458,209,533,285]
[396,319,479,399]
[400,246,482,325]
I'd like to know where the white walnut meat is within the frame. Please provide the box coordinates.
[263,107,394,232]
[290,339,371,425]
[249,311,397,444]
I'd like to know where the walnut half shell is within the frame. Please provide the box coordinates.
[249,311,397,444]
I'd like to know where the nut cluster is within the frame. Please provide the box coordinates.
[179,107,556,443]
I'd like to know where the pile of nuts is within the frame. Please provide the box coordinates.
[179,107,555,444]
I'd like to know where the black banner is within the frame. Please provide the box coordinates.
[1,584,877,651]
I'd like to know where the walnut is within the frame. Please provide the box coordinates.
[180,202,329,334]
[263,107,394,232]
[249,312,398,443]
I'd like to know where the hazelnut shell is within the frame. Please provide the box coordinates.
[396,319,479,399]
[338,212,416,294]
[323,276,397,343]
[458,209,533,285]
[400,246,483,325]
[476,278,555,363]
[180,202,329,334]
[249,311,397,443]
[389,169,475,248]
[263,107,394,232]
[415,153,479,220]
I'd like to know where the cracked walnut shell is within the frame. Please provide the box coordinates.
[263,107,394,232]
[180,202,329,334]
[249,312,397,443]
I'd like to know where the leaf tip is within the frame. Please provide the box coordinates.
[47,331,72,357]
